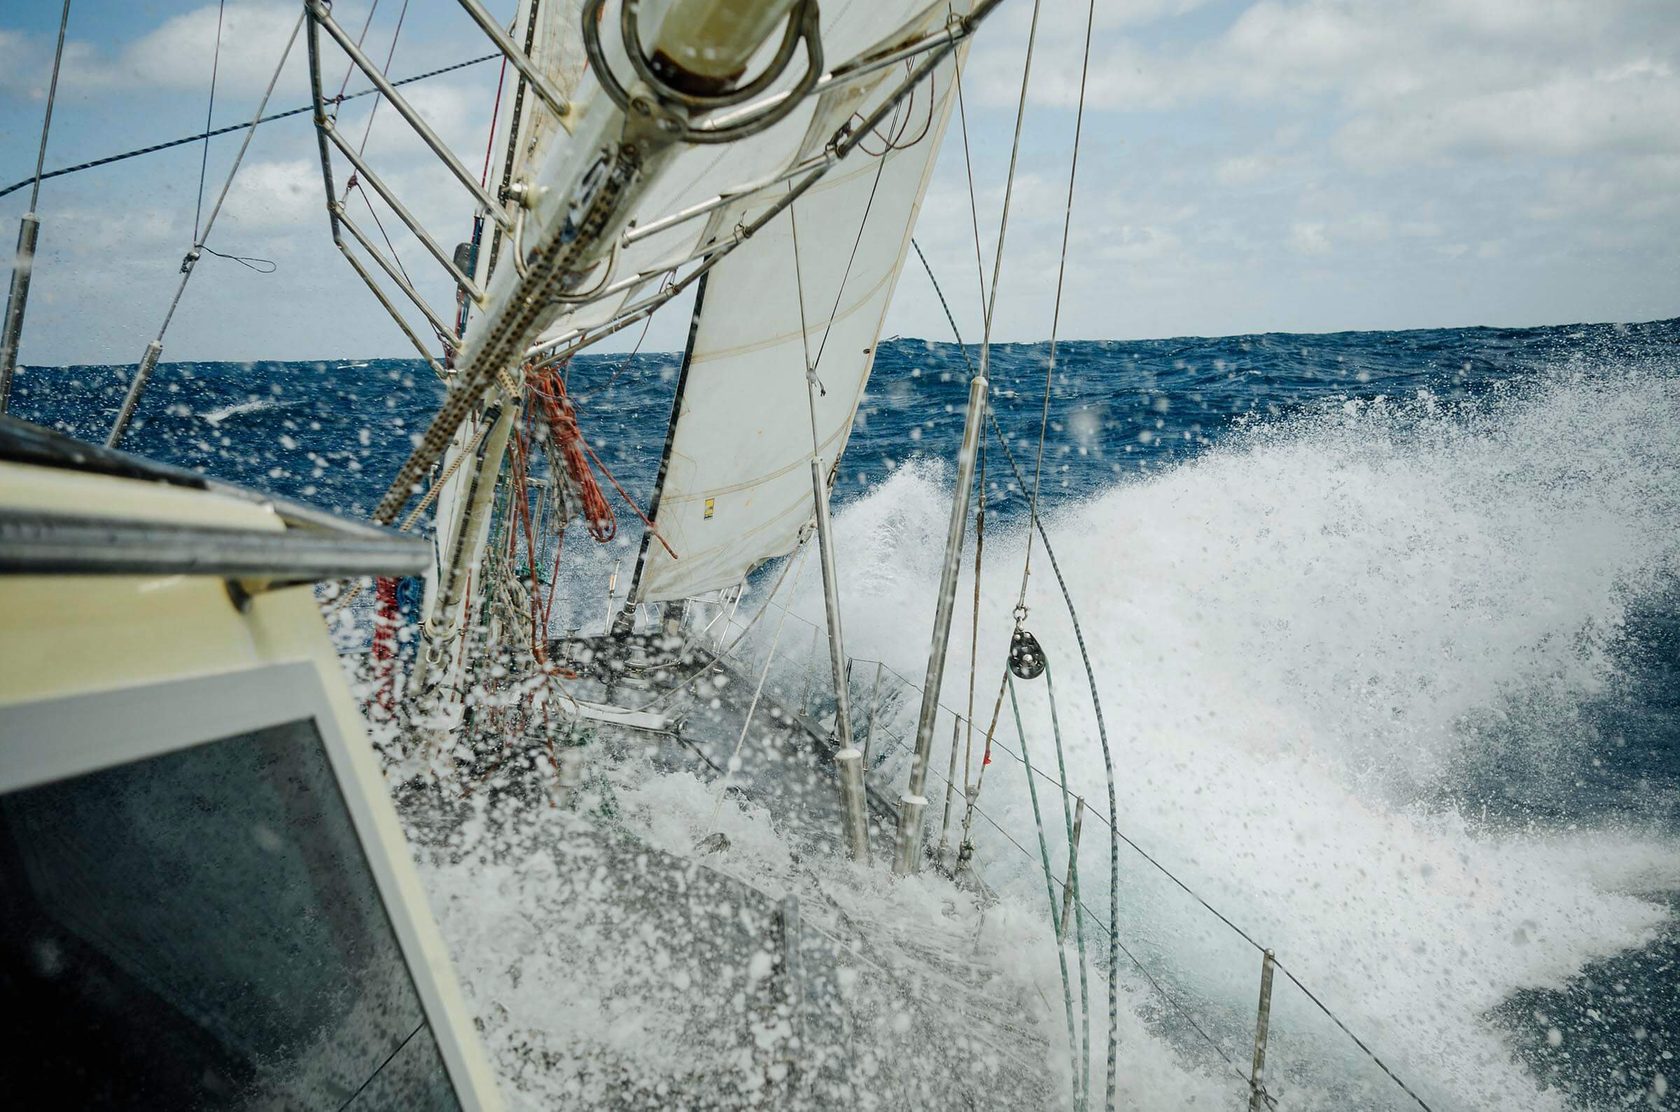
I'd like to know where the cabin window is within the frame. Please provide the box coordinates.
[0,717,461,1109]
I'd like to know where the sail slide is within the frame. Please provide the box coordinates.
[632,10,964,604]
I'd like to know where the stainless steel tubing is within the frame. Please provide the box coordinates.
[0,214,40,411]
[811,456,869,861]
[1248,948,1277,1112]
[894,371,987,875]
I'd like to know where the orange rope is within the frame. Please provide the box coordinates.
[530,368,617,543]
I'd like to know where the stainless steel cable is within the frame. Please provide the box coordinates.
[27,0,75,214]
[192,0,228,241]
[107,10,305,448]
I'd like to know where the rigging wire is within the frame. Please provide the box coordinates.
[106,9,305,449]
[23,0,74,214]
[704,547,814,835]
[0,0,73,408]
[945,9,989,329]
[1006,670,1083,1107]
[912,312,1437,1111]
[1039,662,1094,1106]
[0,54,501,202]
[871,710,1277,1109]
[192,0,228,242]
[343,0,425,313]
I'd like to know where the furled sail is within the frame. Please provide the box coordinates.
[630,6,965,603]
[499,0,973,360]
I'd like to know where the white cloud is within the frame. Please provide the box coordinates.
[0,3,307,98]
[970,0,1680,168]
[223,158,321,229]
[1289,221,1331,255]
[122,2,305,95]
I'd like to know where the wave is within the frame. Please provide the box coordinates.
[200,398,291,425]
[806,364,1680,1108]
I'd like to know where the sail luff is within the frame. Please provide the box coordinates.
[617,272,712,630]
[630,21,966,605]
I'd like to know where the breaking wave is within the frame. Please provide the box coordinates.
[808,364,1680,1108]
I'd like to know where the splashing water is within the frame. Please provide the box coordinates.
[11,321,1680,1107]
[811,364,1680,1109]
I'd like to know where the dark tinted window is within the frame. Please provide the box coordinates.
[0,718,462,1110]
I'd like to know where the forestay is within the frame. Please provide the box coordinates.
[631,3,965,603]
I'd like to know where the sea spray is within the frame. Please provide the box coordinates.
[802,364,1680,1108]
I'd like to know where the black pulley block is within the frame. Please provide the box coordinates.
[1008,627,1046,680]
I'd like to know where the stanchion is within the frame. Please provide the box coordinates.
[1248,948,1276,1111]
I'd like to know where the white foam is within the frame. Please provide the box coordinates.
[200,397,285,425]
[806,366,1680,1108]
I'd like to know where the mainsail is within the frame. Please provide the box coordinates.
[630,3,966,604]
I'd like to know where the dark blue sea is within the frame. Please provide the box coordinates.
[11,317,1680,1109]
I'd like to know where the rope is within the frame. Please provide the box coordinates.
[1043,663,1093,1108]
[530,369,615,542]
[578,439,676,559]
[0,54,500,201]
[23,0,74,213]
[1006,671,1083,1109]
[868,719,1275,1109]
[193,0,228,241]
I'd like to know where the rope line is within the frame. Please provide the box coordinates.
[1007,671,1084,1109]
[706,547,812,833]
[1042,663,1093,1108]
[0,54,500,201]
[870,716,1274,1109]
[910,237,1430,1112]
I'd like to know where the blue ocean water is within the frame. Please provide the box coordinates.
[11,315,1680,1108]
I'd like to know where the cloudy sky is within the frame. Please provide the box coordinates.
[1,0,1676,365]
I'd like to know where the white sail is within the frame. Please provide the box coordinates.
[491,0,967,356]
[631,12,965,603]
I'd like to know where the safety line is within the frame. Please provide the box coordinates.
[911,239,1434,1112]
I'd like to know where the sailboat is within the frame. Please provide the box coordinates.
[0,1,1458,1109]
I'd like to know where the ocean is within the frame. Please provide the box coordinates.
[11,315,1679,1109]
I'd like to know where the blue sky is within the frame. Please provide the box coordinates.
[2,0,1676,364]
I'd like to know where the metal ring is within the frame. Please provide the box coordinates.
[581,0,823,145]
[619,0,812,112]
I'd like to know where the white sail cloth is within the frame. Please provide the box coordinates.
[493,0,968,353]
[632,27,962,603]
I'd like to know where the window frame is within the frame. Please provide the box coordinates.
[0,662,501,1111]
